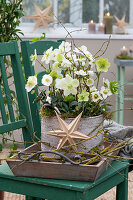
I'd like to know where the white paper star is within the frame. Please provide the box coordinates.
[25,4,55,31]
[114,15,129,34]
[45,112,89,152]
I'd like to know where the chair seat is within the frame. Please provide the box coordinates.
[0,161,129,200]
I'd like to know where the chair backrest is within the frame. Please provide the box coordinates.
[0,41,34,148]
[21,40,63,138]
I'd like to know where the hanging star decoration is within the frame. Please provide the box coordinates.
[25,4,55,31]
[114,15,129,34]
[45,112,89,152]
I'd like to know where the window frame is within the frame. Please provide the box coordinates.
[20,0,132,35]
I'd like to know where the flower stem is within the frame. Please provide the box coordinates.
[33,88,44,104]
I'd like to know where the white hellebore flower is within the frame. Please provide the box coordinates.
[74,45,88,55]
[92,91,102,102]
[100,86,112,99]
[87,70,94,76]
[75,70,87,76]
[59,41,71,53]
[25,76,37,92]
[41,47,54,64]
[86,78,94,86]
[30,49,37,66]
[55,75,79,96]
[61,57,72,69]
[42,74,53,86]
[46,96,51,104]
[90,86,97,93]
[103,78,110,88]
[89,57,95,68]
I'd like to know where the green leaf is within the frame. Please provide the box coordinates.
[2,137,7,145]
[64,95,75,103]
[10,144,17,151]
[0,144,3,152]
[70,101,78,107]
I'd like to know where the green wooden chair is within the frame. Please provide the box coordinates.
[0,40,35,199]
[20,40,129,200]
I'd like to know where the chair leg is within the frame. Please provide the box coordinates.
[116,167,128,200]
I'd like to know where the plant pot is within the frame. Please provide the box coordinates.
[41,114,104,153]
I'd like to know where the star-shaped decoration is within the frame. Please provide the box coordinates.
[25,4,55,31]
[45,112,89,152]
[114,15,129,34]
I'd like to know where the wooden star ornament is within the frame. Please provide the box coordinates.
[114,15,129,34]
[25,4,55,31]
[45,112,89,152]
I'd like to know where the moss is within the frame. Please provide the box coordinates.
[40,106,55,118]
[103,111,113,120]
[116,54,133,60]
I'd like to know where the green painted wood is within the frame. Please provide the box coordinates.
[0,41,36,200]
[0,161,129,200]
[10,41,34,147]
[116,167,128,200]
[21,40,63,140]
[0,56,15,122]
[22,40,63,56]
[124,94,133,97]
[124,97,133,101]
[0,41,34,147]
[0,84,8,124]
[0,161,128,191]
[0,42,16,55]
[114,58,133,124]
[114,58,133,67]
[21,41,41,141]
[0,119,26,134]
[125,81,133,85]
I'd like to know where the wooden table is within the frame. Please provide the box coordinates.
[0,160,129,200]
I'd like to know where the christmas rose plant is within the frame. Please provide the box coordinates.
[25,41,119,119]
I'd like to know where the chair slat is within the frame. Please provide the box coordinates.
[21,40,63,140]
[10,41,34,147]
[26,40,64,55]
[0,119,26,134]
[0,42,16,55]
[0,84,8,124]
[0,56,15,122]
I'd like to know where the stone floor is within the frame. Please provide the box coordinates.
[1,145,133,200]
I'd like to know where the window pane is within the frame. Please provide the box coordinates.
[83,0,99,23]
[58,0,70,23]
[22,0,53,23]
[104,0,129,22]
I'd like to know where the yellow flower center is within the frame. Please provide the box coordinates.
[94,94,98,99]
[88,79,92,84]
[103,89,108,95]
[68,84,73,89]
[28,81,34,87]
[45,78,49,82]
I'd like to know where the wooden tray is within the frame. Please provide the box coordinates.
[7,143,114,182]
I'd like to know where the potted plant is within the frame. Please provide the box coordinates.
[25,41,119,153]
